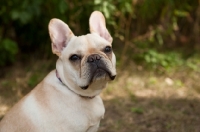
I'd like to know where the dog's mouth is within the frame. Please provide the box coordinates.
[80,68,116,90]
[93,68,116,81]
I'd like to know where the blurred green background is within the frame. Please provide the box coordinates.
[1,0,200,131]
[0,0,200,70]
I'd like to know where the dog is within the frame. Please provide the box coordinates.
[0,11,116,132]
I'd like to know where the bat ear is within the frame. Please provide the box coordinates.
[48,18,74,56]
[89,11,113,43]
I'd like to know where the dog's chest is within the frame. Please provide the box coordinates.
[79,97,105,125]
[22,94,105,132]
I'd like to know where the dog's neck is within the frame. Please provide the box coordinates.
[55,70,95,99]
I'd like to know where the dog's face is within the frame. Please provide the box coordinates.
[61,34,116,89]
[48,11,116,96]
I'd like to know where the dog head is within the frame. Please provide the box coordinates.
[48,11,116,97]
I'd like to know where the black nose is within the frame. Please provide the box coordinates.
[87,54,101,63]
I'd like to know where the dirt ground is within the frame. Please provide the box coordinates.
[0,59,200,132]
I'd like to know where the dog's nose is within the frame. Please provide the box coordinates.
[87,54,101,63]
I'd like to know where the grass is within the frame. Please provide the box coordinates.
[0,57,200,131]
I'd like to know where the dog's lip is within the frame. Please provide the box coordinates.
[92,68,115,81]
[99,68,116,80]
[80,85,89,90]
[110,75,116,80]
[79,68,115,90]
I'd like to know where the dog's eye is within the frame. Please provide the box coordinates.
[104,46,112,53]
[69,54,81,61]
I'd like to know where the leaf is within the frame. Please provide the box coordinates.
[1,39,18,55]
[94,0,101,5]
[20,11,32,24]
[59,0,68,14]
[0,39,18,66]
[174,10,189,17]
[124,2,132,13]
[11,10,20,20]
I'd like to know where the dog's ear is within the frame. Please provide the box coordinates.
[89,11,113,43]
[48,19,74,56]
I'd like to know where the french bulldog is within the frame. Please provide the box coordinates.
[0,11,116,132]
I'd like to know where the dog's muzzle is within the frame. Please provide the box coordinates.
[88,54,115,79]
[79,54,116,90]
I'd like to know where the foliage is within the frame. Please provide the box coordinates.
[92,0,199,71]
[0,38,18,66]
[0,0,199,69]
[0,0,96,61]
[143,50,182,69]
[185,54,200,72]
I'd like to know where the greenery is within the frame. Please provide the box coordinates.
[0,38,18,66]
[0,0,199,70]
